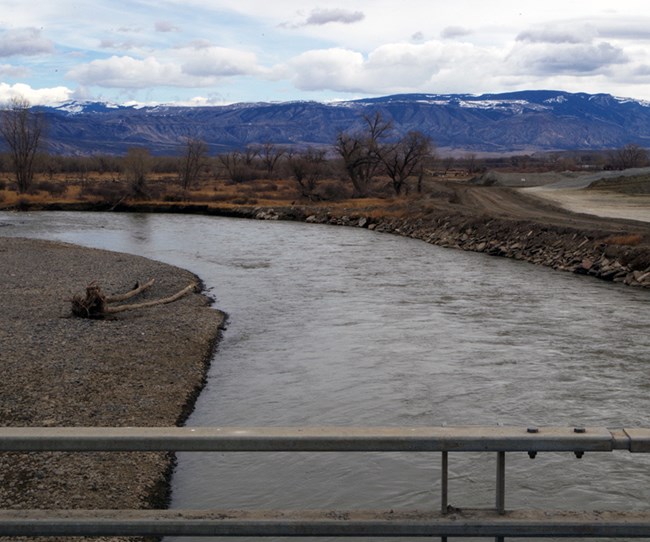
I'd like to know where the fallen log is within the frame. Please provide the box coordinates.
[70,280,196,318]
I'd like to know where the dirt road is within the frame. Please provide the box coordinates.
[523,187,650,224]
[462,168,649,226]
[444,183,650,235]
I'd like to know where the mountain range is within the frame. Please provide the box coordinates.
[36,90,650,156]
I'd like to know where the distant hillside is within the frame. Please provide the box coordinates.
[36,90,650,156]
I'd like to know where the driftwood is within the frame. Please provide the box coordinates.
[105,278,155,302]
[71,279,196,318]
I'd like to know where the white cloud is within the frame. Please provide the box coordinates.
[281,8,365,29]
[178,46,262,77]
[99,39,141,51]
[305,9,364,26]
[6,0,650,104]
[517,29,588,45]
[509,41,628,75]
[287,48,366,92]
[286,41,495,94]
[0,64,29,77]
[67,56,185,88]
[582,18,650,41]
[0,28,54,57]
[516,21,597,45]
[441,26,472,40]
[155,21,180,33]
[0,82,73,105]
[67,47,264,89]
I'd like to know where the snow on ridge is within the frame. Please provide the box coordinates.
[52,100,123,113]
[456,99,549,113]
[614,95,650,107]
[415,99,450,105]
[544,95,568,104]
[55,102,84,113]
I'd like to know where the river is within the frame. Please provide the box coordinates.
[1,211,649,541]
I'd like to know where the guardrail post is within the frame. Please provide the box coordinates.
[496,451,506,514]
[496,450,506,542]
[441,451,448,514]
[441,451,448,542]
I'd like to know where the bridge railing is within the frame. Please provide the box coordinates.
[1,425,650,538]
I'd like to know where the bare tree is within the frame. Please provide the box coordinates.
[381,131,432,195]
[608,143,648,170]
[0,97,44,193]
[260,142,285,179]
[242,145,259,167]
[287,147,326,199]
[123,147,153,198]
[179,137,208,190]
[335,111,392,197]
[217,151,240,178]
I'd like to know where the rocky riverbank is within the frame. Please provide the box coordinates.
[0,237,225,541]
[23,199,650,288]
[256,207,650,289]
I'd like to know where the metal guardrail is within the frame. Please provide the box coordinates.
[1,426,650,538]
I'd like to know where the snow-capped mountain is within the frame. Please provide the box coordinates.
[37,90,650,155]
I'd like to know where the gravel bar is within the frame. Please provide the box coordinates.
[0,237,226,541]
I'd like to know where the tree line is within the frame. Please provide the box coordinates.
[2,97,649,199]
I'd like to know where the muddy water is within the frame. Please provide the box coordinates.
[2,211,649,540]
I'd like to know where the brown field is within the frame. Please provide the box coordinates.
[0,171,463,216]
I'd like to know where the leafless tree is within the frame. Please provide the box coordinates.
[123,147,153,198]
[287,147,326,199]
[0,97,44,193]
[335,111,392,197]
[381,131,432,195]
[608,143,648,170]
[217,151,240,178]
[179,137,208,190]
[260,142,285,179]
[242,145,259,167]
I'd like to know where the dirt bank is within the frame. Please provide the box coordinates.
[0,237,225,541]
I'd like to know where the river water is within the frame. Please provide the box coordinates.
[1,211,649,540]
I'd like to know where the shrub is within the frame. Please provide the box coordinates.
[231,197,258,205]
[320,180,351,201]
[211,193,234,202]
[79,182,128,203]
[36,180,67,197]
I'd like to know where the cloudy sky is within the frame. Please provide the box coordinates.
[2,1,650,106]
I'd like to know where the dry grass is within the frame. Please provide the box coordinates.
[588,174,650,195]
[0,173,406,215]
[603,234,644,246]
